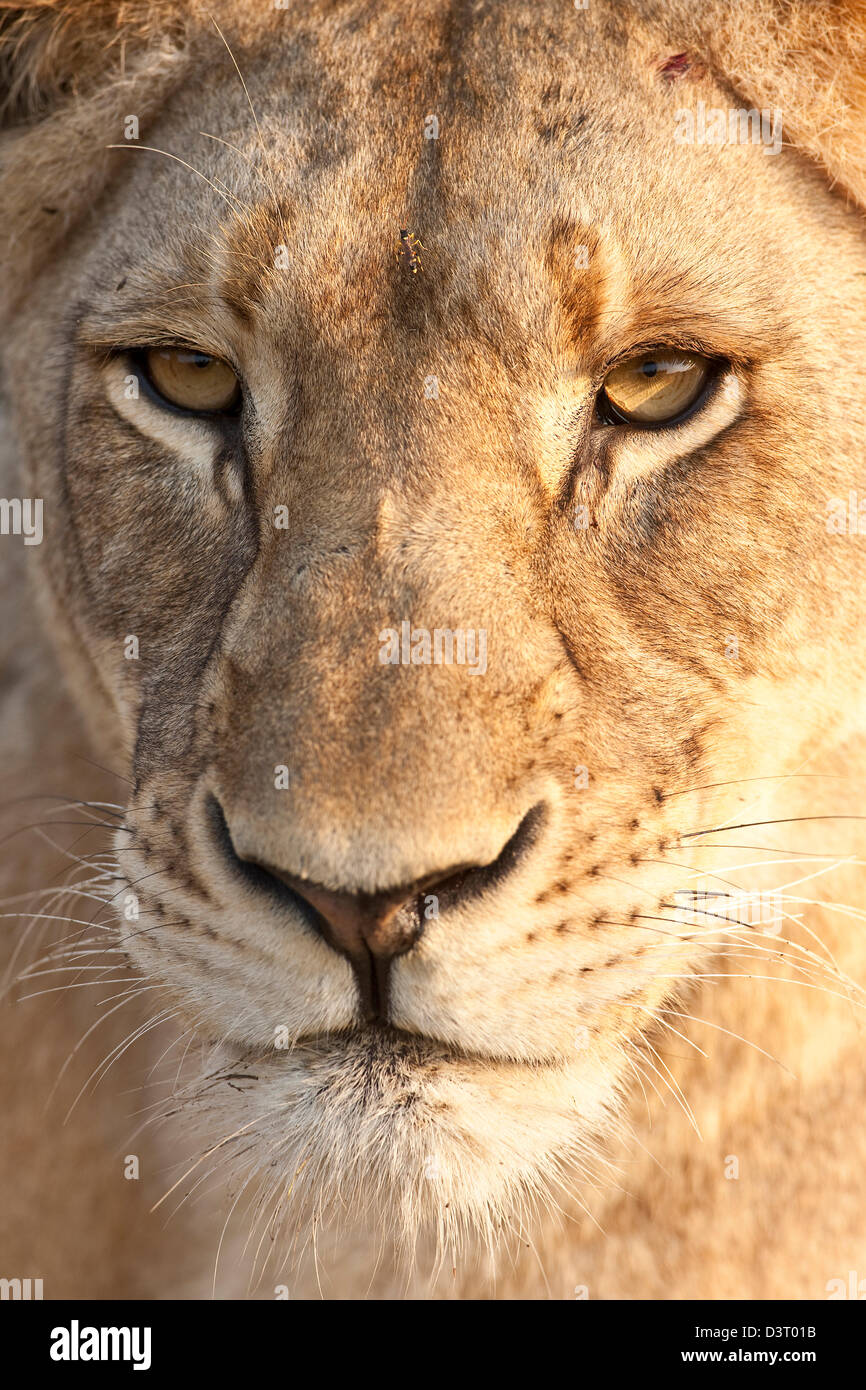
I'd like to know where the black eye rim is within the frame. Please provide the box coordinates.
[595,355,724,431]
[127,346,244,419]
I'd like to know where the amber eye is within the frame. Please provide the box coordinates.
[139,347,241,414]
[598,350,713,426]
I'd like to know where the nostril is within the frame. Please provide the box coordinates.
[204,793,332,939]
[205,794,411,1018]
[423,800,547,912]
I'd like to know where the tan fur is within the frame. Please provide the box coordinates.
[1,0,866,1298]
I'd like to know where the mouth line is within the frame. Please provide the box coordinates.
[216,1023,566,1070]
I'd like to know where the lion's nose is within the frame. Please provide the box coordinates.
[238,859,477,1022]
[209,796,546,1022]
[272,869,464,962]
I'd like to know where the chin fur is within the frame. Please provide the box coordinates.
[156,1029,627,1283]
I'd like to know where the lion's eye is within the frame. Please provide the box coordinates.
[597,350,713,426]
[138,347,241,414]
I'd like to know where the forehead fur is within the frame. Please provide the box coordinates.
[1,0,865,322]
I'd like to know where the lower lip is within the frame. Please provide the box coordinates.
[266,1026,565,1070]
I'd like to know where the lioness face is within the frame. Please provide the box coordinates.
[7,0,866,1245]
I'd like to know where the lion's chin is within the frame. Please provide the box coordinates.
[167,1027,624,1261]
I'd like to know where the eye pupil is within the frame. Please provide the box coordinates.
[641,362,658,377]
